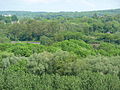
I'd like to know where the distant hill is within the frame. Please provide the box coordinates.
[0,8,120,19]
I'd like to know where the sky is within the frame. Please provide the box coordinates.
[0,0,120,12]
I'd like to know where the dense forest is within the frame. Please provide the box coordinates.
[0,8,120,19]
[0,9,120,90]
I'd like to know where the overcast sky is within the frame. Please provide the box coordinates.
[0,0,120,12]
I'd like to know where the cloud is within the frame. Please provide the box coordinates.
[22,0,95,7]
[22,0,58,3]
[81,0,95,8]
[65,0,95,8]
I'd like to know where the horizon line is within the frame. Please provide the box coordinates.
[0,8,120,13]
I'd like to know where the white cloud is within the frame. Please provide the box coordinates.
[22,0,95,7]
[82,0,95,7]
[23,0,58,3]
[65,0,95,8]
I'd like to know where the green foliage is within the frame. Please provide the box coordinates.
[53,40,96,57]
[49,51,78,75]
[95,32,120,44]
[0,15,18,23]
[0,70,120,90]
[11,15,18,22]
[0,43,46,57]
[0,50,120,89]
[1,13,120,45]
[0,51,14,59]
[0,10,120,90]
[46,46,61,53]
[10,46,33,57]
[27,52,53,75]
[40,35,53,45]
[97,43,120,56]
[0,37,10,43]
[78,71,120,90]
[0,32,10,43]
[84,56,120,75]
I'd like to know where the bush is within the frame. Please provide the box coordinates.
[97,43,120,56]
[84,56,120,75]
[53,40,96,57]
